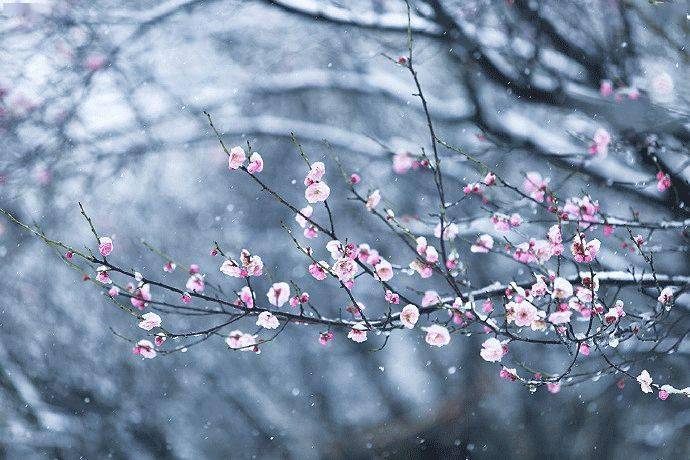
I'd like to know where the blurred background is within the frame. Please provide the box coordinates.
[1,0,689,458]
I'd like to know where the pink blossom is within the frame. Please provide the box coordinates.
[579,342,590,356]
[604,302,625,324]
[85,54,106,71]
[305,162,326,184]
[98,236,113,256]
[154,334,166,347]
[500,367,518,381]
[656,171,671,192]
[181,292,192,304]
[319,330,334,345]
[470,234,494,253]
[246,152,264,173]
[547,225,563,255]
[267,282,290,307]
[589,128,611,157]
[333,257,358,281]
[637,370,653,393]
[238,286,254,308]
[551,277,573,299]
[409,259,433,278]
[434,222,459,240]
[185,273,205,293]
[256,311,279,329]
[513,301,538,327]
[546,382,561,394]
[138,312,161,331]
[219,250,263,278]
[108,286,119,297]
[308,261,329,280]
[563,195,599,226]
[482,172,496,186]
[422,324,451,347]
[305,181,331,203]
[228,146,246,170]
[385,290,400,304]
[366,190,381,211]
[163,261,176,272]
[226,330,259,352]
[523,172,549,202]
[96,266,111,284]
[600,79,613,97]
[571,234,600,263]
[349,173,361,184]
[491,213,521,232]
[295,205,313,228]
[400,304,419,329]
[603,225,614,237]
[463,182,483,195]
[480,337,504,362]
[347,322,368,343]
[482,299,494,313]
[375,259,394,281]
[392,151,414,174]
[189,264,200,274]
[548,310,572,324]
[421,290,440,307]
[132,340,156,359]
[657,287,674,307]
[130,284,151,310]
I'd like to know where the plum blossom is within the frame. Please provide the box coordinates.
[589,128,611,157]
[308,261,329,280]
[512,301,538,327]
[571,234,600,263]
[491,213,522,232]
[482,172,496,186]
[551,277,573,299]
[256,311,279,329]
[154,334,166,347]
[600,79,613,97]
[548,310,572,324]
[563,195,599,226]
[513,239,551,264]
[348,322,368,343]
[226,330,259,352]
[181,292,192,303]
[434,221,459,240]
[138,312,161,331]
[604,301,625,324]
[421,290,440,307]
[523,172,549,202]
[247,152,264,174]
[392,151,415,174]
[305,181,331,203]
[374,259,394,281]
[98,236,113,256]
[480,337,505,362]
[470,234,494,253]
[637,370,653,393]
[656,171,671,192]
[96,266,111,284]
[219,249,263,278]
[333,257,358,281]
[422,324,451,347]
[500,367,518,381]
[305,162,326,184]
[131,284,152,310]
[366,190,381,211]
[185,273,205,293]
[400,304,419,329]
[547,225,563,255]
[349,173,361,184]
[163,261,176,272]
[385,290,400,304]
[132,340,156,359]
[108,286,120,297]
[319,330,334,345]
[657,287,674,309]
[238,286,254,308]
[415,237,438,263]
[409,259,433,278]
[267,282,290,307]
[228,146,246,170]
[546,382,561,394]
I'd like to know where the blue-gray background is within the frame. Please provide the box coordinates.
[1,1,689,458]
